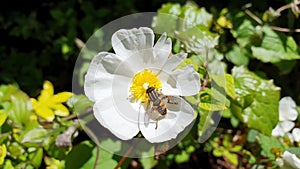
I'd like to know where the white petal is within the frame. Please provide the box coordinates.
[276,158,284,168]
[287,133,295,143]
[161,65,200,96]
[84,52,134,102]
[292,128,300,142]
[93,96,139,140]
[279,96,298,121]
[121,32,174,73]
[272,123,285,137]
[153,33,171,68]
[112,27,154,58]
[139,97,195,143]
[282,151,300,169]
[281,121,295,133]
[119,48,158,73]
[162,53,187,72]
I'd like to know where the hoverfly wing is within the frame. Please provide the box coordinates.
[143,101,152,127]
[161,95,180,105]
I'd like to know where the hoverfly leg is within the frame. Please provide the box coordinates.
[155,120,158,130]
[144,101,152,127]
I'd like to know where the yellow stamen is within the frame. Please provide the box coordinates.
[130,69,162,102]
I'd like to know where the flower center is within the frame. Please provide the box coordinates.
[130,69,162,102]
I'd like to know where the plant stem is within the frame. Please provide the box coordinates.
[114,140,139,169]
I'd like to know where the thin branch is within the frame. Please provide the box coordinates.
[270,26,300,33]
[244,9,263,25]
[244,2,300,33]
[62,114,77,121]
[94,146,101,169]
[277,0,300,13]
[114,141,139,169]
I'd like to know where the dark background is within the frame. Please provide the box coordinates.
[0,0,299,102]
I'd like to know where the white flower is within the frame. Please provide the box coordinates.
[272,97,298,137]
[279,97,298,121]
[277,151,300,169]
[84,27,200,143]
[292,128,300,142]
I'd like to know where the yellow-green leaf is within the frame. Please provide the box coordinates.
[0,144,7,165]
[0,110,8,127]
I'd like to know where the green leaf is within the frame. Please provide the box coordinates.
[199,88,230,111]
[230,116,239,128]
[222,109,231,118]
[225,44,249,66]
[258,134,284,160]
[67,94,94,115]
[100,138,121,153]
[231,145,242,152]
[232,66,280,135]
[65,140,96,169]
[213,147,224,157]
[176,25,218,54]
[0,85,32,128]
[140,147,157,169]
[153,3,180,35]
[224,151,239,166]
[158,3,181,15]
[21,128,48,146]
[0,110,7,127]
[199,102,228,111]
[247,129,259,143]
[180,3,213,29]
[251,26,300,63]
[65,140,118,169]
[175,151,189,163]
[29,148,43,168]
[7,142,26,160]
[230,20,258,47]
[3,160,14,169]
[198,110,221,143]
[211,74,236,99]
[177,58,199,71]
[286,147,300,156]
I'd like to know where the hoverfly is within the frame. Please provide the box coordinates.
[144,86,178,130]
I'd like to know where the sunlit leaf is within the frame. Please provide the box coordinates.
[251,26,300,63]
[224,151,238,166]
[0,85,33,128]
[175,151,189,163]
[0,110,8,127]
[180,2,213,29]
[232,66,280,135]
[0,144,7,165]
[213,147,224,157]
[211,74,236,99]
